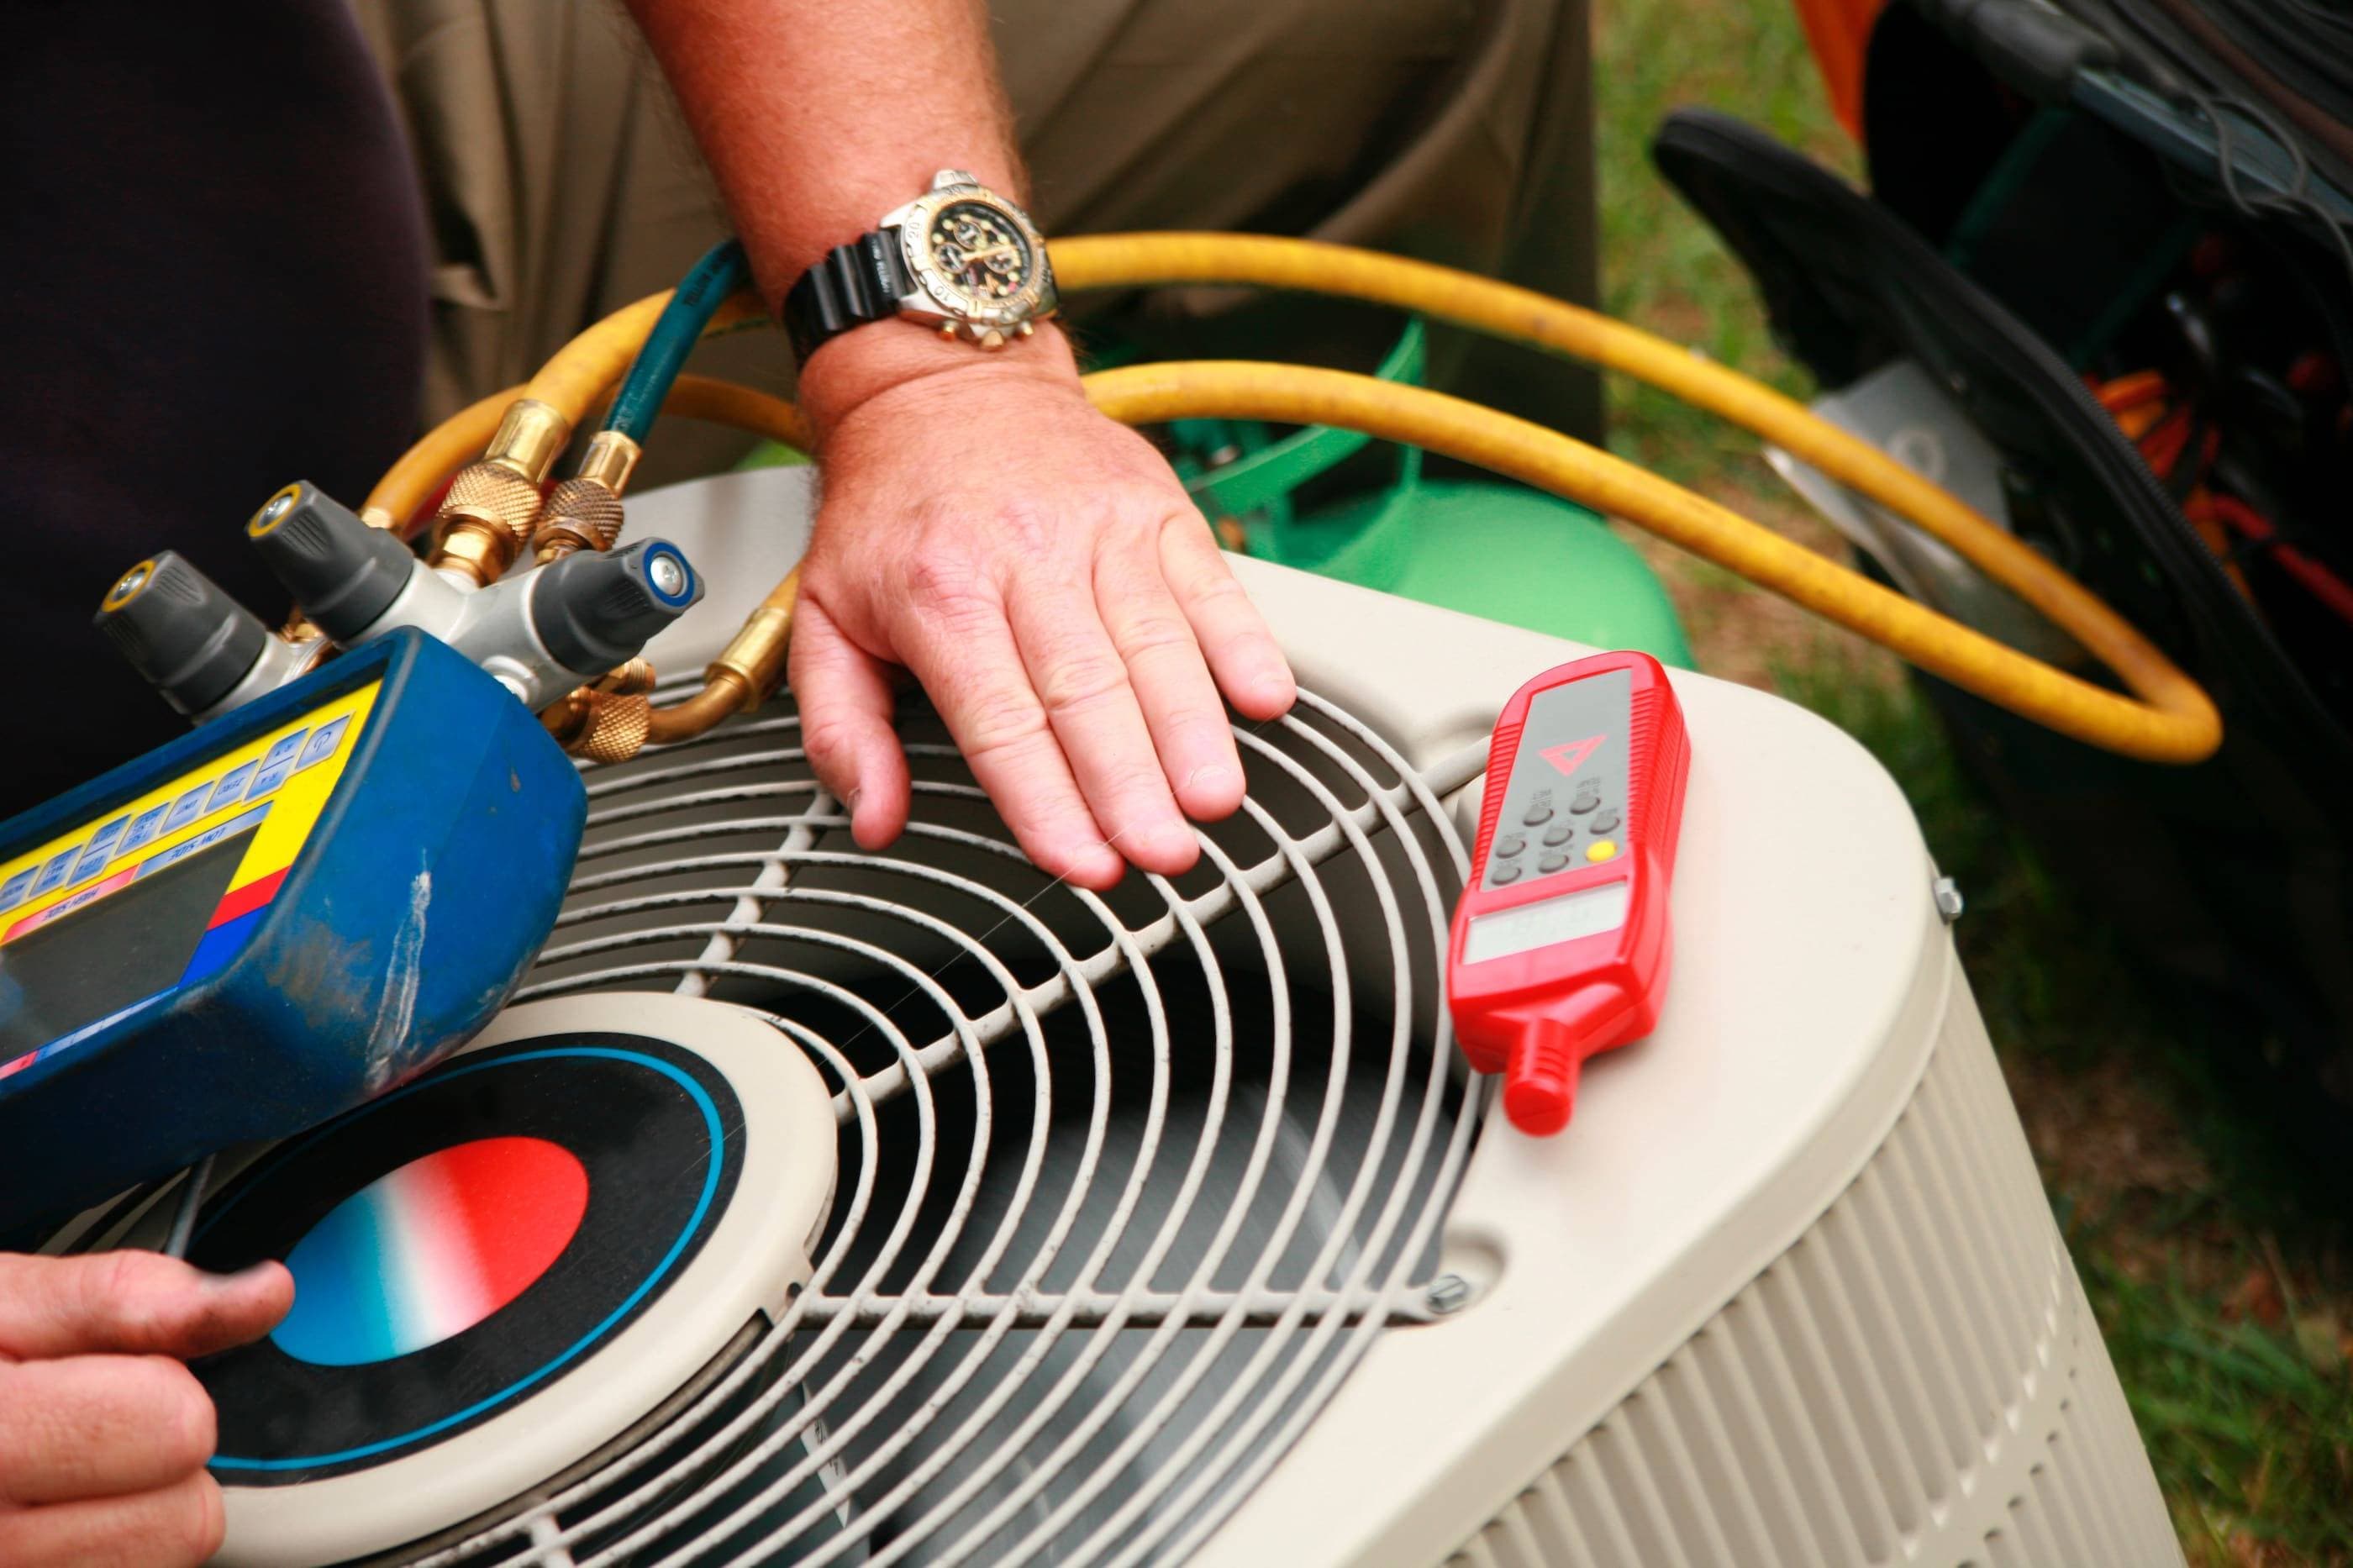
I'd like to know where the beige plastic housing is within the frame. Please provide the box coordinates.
[631,469,2178,1566]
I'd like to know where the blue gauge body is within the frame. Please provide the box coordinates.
[0,629,584,1238]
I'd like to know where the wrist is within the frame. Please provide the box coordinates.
[797,316,1081,440]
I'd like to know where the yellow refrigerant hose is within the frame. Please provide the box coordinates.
[371,233,2224,765]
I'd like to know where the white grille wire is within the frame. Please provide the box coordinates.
[407,687,1492,1566]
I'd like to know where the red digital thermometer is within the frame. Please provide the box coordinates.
[1446,651,1691,1135]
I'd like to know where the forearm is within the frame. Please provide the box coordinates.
[622,0,1071,430]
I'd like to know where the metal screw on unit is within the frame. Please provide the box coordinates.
[255,490,297,529]
[110,563,152,602]
[1934,876,1965,924]
[649,553,688,599]
[1424,1273,1473,1315]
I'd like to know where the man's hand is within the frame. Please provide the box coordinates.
[0,1252,292,1568]
[791,326,1296,888]
[623,0,1297,883]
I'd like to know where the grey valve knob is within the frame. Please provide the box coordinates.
[245,480,419,641]
[530,539,704,676]
[93,552,271,718]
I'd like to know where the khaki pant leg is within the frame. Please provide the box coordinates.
[352,0,1598,481]
[348,0,757,485]
[1000,0,1602,444]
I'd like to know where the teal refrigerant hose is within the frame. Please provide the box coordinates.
[603,239,751,443]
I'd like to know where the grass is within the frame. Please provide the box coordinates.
[1588,0,2353,1558]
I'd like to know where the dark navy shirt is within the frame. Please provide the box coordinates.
[0,1,428,817]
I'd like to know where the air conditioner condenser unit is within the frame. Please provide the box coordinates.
[87,464,2177,1567]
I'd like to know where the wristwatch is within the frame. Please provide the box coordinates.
[781,169,1058,361]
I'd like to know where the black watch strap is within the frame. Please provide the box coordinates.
[782,230,915,362]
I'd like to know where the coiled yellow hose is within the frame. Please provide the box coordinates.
[370,233,2223,763]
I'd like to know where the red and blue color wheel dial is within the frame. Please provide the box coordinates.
[186,1034,743,1483]
[269,1136,590,1366]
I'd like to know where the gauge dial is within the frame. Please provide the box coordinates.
[926,201,1034,307]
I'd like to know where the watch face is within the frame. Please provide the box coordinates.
[924,200,1035,309]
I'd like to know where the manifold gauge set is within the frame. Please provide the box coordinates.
[0,476,703,1239]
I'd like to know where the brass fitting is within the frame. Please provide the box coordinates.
[484,398,571,484]
[576,429,641,496]
[428,398,572,584]
[640,569,800,746]
[540,660,660,761]
[713,568,800,711]
[434,462,542,571]
[598,658,657,697]
[644,670,750,745]
[429,513,516,587]
[540,686,592,748]
[705,604,793,712]
[541,687,652,763]
[531,476,624,563]
[529,429,640,562]
[575,692,652,763]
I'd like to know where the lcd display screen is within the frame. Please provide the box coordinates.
[0,831,254,1059]
[1462,879,1630,966]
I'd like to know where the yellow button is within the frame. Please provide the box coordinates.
[1586,839,1618,862]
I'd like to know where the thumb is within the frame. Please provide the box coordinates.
[787,593,912,850]
[0,1252,292,1361]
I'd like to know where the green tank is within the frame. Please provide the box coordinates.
[1167,321,1692,666]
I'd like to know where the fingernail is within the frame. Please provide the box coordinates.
[1183,764,1234,793]
[203,1262,282,1292]
[845,787,864,816]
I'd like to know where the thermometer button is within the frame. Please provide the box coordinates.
[1541,822,1574,848]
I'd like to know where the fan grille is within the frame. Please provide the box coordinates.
[415,688,1487,1566]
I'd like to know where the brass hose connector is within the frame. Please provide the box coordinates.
[643,670,750,745]
[576,429,642,496]
[482,397,572,481]
[532,429,642,562]
[429,399,571,585]
[531,476,624,562]
[573,692,653,763]
[430,505,524,587]
[540,660,658,761]
[706,574,797,709]
[642,568,800,745]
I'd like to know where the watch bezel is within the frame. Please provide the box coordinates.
[887,178,1057,333]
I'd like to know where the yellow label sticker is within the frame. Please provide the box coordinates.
[0,681,382,943]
